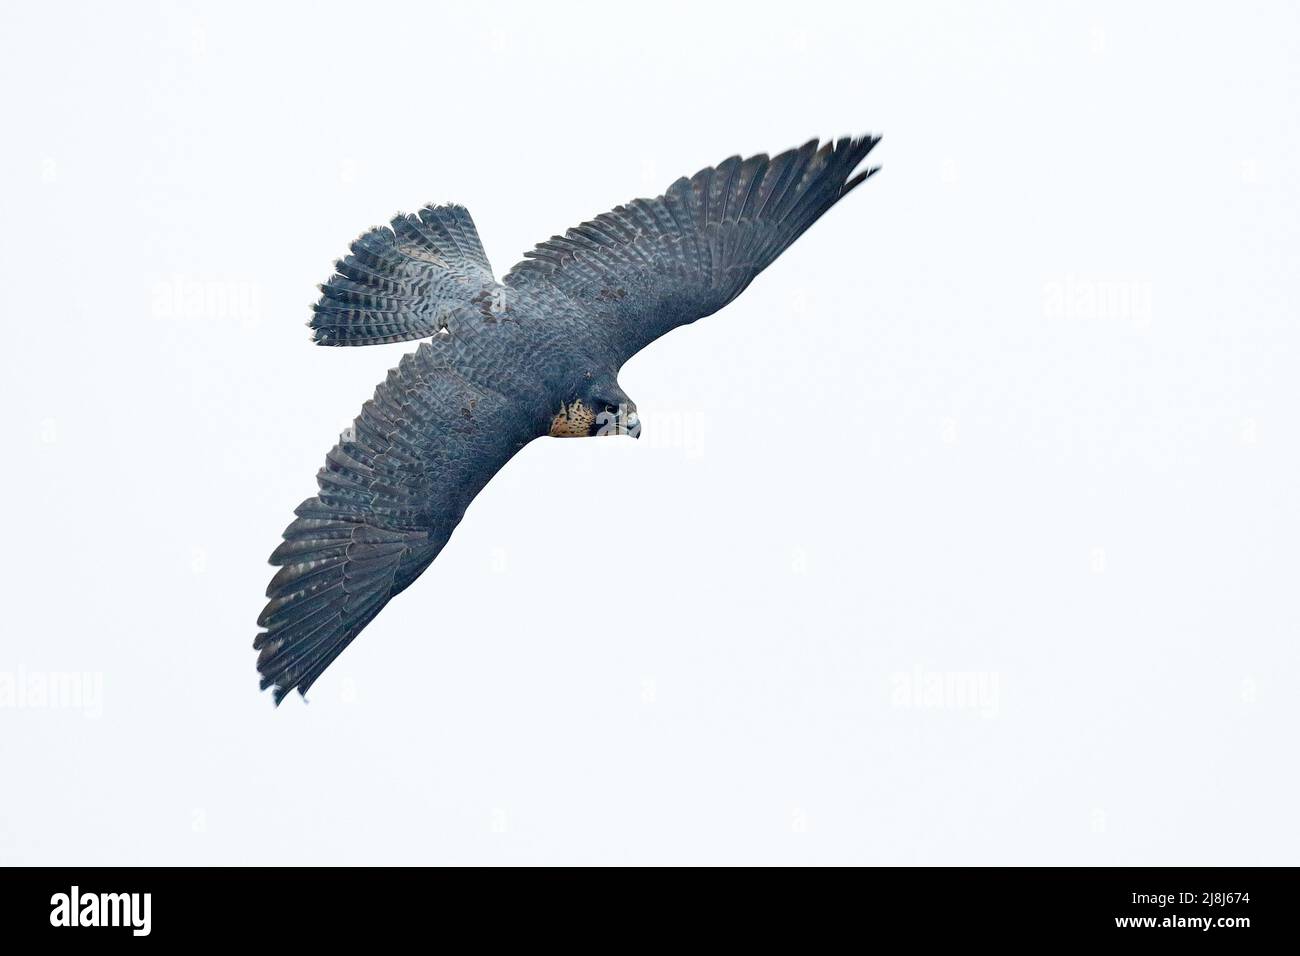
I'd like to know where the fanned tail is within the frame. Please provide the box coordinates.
[310,203,500,346]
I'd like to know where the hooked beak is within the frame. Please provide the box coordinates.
[594,404,640,438]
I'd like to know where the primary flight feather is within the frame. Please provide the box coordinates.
[256,135,881,703]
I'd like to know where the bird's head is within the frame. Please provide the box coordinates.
[549,383,640,438]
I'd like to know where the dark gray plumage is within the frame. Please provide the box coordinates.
[256,135,881,703]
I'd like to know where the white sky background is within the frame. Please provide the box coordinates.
[1,1,1296,864]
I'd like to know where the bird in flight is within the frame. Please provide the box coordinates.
[256,135,881,703]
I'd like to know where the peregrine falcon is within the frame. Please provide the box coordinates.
[256,135,881,703]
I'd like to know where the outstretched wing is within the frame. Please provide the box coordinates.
[503,136,880,362]
[255,340,533,703]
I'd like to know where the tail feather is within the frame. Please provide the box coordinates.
[310,203,500,347]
